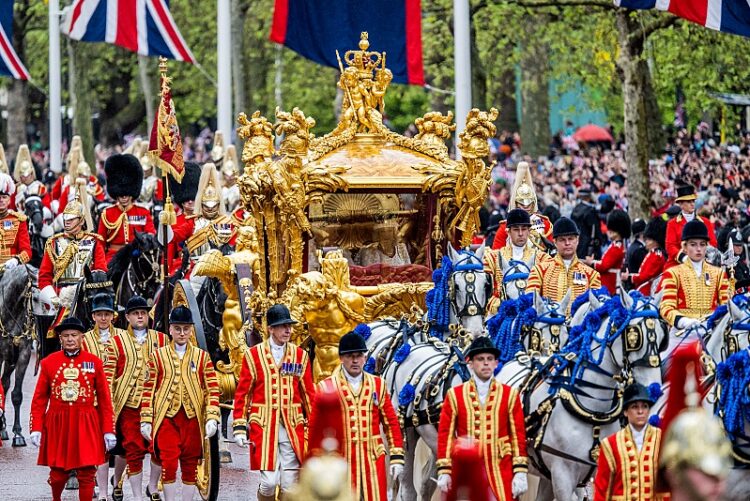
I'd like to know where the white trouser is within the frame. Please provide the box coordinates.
[258,425,300,496]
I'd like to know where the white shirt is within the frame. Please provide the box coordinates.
[563,258,573,270]
[269,338,286,364]
[474,375,492,405]
[343,367,363,393]
[511,244,525,261]
[690,259,703,278]
[630,425,646,451]
[174,342,187,360]
[683,211,695,222]
[133,328,147,344]
[99,328,110,344]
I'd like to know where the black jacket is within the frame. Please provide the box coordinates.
[571,202,603,259]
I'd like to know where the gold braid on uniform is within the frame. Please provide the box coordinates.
[48,239,79,284]
[100,211,127,243]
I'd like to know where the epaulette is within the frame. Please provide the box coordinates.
[85,232,104,242]
[8,210,27,222]
[653,248,664,256]
[613,240,623,247]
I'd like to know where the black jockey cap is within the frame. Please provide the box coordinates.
[339,331,368,355]
[622,383,655,408]
[506,208,532,228]
[126,295,149,313]
[681,220,709,242]
[464,336,501,360]
[266,304,297,327]
[169,305,194,324]
[91,293,115,313]
[54,317,87,334]
[552,217,579,238]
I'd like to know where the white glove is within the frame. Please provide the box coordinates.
[678,317,700,330]
[39,285,60,311]
[50,199,59,215]
[511,472,528,498]
[4,258,19,270]
[390,463,404,482]
[30,431,41,447]
[437,473,451,493]
[234,433,248,447]
[104,433,117,451]
[140,423,152,441]
[205,420,218,438]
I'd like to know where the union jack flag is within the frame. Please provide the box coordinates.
[62,0,196,63]
[614,0,750,38]
[0,1,30,80]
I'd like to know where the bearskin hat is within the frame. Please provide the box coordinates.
[643,217,667,248]
[104,154,143,199]
[606,209,631,239]
[168,161,201,205]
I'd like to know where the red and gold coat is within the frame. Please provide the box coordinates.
[104,328,169,417]
[83,326,126,364]
[593,425,670,501]
[659,260,729,327]
[140,344,221,444]
[593,240,625,295]
[232,340,314,471]
[491,213,553,250]
[38,231,107,290]
[527,255,601,308]
[484,244,549,315]
[316,367,405,501]
[0,210,31,265]
[631,248,666,296]
[665,214,717,265]
[30,350,115,470]
[97,203,156,263]
[437,378,528,501]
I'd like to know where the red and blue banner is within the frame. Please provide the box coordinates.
[615,0,750,38]
[270,0,424,86]
[62,0,196,63]
[0,1,30,80]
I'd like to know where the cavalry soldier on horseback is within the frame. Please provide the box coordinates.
[83,292,127,501]
[659,219,729,336]
[232,304,315,501]
[57,159,105,216]
[98,154,156,265]
[38,184,106,315]
[29,317,117,501]
[140,306,221,501]
[104,295,168,501]
[436,336,528,501]
[527,217,601,306]
[484,208,550,313]
[13,144,50,211]
[0,172,31,268]
[593,383,670,501]
[664,184,717,268]
[314,331,405,501]
[491,161,552,252]
[586,209,631,295]
[50,136,84,216]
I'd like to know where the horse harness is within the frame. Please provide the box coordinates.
[499,259,531,301]
[449,252,492,319]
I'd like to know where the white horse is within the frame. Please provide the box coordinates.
[501,289,668,501]
[383,294,571,501]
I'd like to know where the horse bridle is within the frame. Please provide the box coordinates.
[449,251,492,319]
[0,267,34,339]
[526,299,566,355]
[501,259,530,301]
[722,309,750,360]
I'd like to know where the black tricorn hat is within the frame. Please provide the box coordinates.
[54,316,86,334]
[464,336,501,360]
[104,154,143,199]
[126,295,149,313]
[552,217,579,238]
[681,219,709,242]
[675,184,697,202]
[338,331,368,355]
[606,209,631,239]
[266,304,297,327]
[506,208,532,228]
[622,383,655,408]
[91,293,115,313]
[169,305,194,324]
[168,161,201,205]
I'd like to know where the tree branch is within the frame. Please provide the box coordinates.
[630,14,681,42]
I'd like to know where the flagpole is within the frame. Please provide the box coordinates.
[217,0,232,137]
[453,0,472,159]
[49,0,62,173]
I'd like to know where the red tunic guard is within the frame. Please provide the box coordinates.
[97,204,156,263]
[631,248,666,296]
[593,240,625,295]
[437,378,528,501]
[38,231,107,291]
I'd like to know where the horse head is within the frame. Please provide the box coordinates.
[0,265,36,320]
[617,288,667,388]
[446,244,490,338]
[526,290,569,355]
[498,252,534,301]
[705,295,750,364]
[23,195,45,234]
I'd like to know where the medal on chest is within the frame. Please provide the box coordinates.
[705,272,711,286]
[573,271,586,285]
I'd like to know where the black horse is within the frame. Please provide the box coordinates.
[108,232,162,327]
[21,194,49,268]
[0,265,36,446]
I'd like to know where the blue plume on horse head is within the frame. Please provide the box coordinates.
[570,286,610,318]
[353,323,372,341]
[425,255,454,339]
[716,349,750,439]
[487,292,535,364]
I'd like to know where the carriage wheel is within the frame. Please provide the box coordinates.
[196,433,220,500]
[171,279,208,351]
